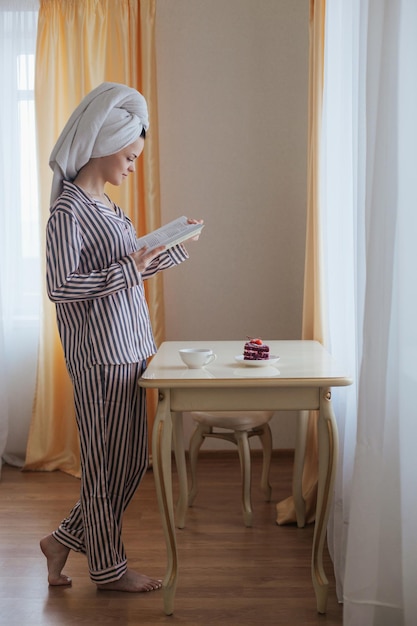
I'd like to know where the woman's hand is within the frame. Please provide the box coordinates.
[130,245,165,273]
[186,218,204,242]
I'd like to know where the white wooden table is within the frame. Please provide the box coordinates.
[139,340,352,615]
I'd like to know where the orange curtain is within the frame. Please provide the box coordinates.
[276,0,326,525]
[24,0,163,477]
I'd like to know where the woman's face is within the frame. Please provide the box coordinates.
[97,136,145,186]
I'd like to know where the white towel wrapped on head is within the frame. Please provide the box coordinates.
[49,82,149,204]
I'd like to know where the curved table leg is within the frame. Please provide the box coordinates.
[312,388,339,614]
[172,411,188,528]
[293,409,309,528]
[151,389,177,616]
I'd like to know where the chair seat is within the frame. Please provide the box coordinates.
[191,410,273,431]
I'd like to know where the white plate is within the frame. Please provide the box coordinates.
[234,355,280,367]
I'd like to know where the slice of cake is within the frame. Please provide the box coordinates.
[243,338,270,360]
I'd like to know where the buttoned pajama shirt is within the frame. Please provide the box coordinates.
[46,181,188,583]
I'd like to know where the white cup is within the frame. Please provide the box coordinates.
[179,348,217,369]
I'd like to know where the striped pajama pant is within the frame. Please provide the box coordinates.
[53,361,148,584]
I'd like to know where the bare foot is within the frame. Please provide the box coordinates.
[40,534,72,586]
[96,569,162,593]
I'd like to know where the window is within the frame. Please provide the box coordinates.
[18,52,39,260]
[0,4,39,323]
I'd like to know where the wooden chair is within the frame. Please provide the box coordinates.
[188,410,274,527]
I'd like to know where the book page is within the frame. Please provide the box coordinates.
[136,216,204,251]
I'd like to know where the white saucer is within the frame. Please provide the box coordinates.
[234,355,280,367]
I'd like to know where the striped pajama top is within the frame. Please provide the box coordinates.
[46,181,188,379]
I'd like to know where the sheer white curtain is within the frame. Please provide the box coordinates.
[320,0,364,603]
[322,1,417,624]
[0,1,40,476]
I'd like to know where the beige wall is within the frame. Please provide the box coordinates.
[155,0,309,449]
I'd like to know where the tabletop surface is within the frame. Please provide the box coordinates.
[139,340,352,389]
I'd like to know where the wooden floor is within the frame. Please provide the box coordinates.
[0,451,343,626]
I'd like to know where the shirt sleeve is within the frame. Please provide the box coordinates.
[142,244,189,279]
[46,209,142,303]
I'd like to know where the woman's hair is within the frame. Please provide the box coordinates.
[140,127,146,139]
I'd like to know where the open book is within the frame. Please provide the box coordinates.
[136,216,204,252]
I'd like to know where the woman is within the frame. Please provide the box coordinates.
[40,82,202,593]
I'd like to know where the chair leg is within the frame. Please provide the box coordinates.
[188,424,210,506]
[235,431,253,527]
[259,424,272,501]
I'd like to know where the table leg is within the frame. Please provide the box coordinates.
[151,389,178,616]
[172,411,188,528]
[293,409,309,528]
[312,388,339,614]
